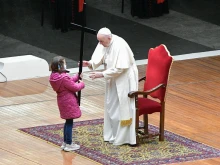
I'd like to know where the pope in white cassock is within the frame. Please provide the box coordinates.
[82,27,138,145]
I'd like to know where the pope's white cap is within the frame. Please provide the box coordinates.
[98,27,112,35]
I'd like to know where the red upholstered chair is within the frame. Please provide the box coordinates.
[128,44,173,144]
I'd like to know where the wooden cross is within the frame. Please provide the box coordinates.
[70,2,96,105]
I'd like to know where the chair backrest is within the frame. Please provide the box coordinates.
[144,44,173,102]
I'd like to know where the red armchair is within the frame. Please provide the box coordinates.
[128,44,173,144]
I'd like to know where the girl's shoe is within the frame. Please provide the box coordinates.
[60,142,66,150]
[64,143,80,152]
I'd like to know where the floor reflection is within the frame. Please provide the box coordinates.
[61,150,76,165]
[0,77,49,97]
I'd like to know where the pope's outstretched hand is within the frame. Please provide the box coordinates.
[89,72,104,80]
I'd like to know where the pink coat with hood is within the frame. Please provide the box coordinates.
[49,72,85,119]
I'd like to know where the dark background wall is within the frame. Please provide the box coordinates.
[0,0,220,66]
[169,0,220,26]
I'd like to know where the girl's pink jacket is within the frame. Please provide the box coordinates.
[49,72,85,119]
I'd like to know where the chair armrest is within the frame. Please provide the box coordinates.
[128,83,165,98]
[139,76,146,82]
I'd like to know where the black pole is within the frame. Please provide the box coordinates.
[121,0,124,13]
[41,0,44,26]
[70,23,96,34]
[70,1,96,106]
[77,2,87,106]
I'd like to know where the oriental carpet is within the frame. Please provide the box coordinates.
[19,118,220,165]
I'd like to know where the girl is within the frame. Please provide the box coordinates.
[49,56,85,151]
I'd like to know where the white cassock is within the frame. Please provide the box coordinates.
[89,34,138,145]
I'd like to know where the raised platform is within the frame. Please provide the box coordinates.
[0,55,50,82]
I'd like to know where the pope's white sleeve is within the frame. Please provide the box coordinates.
[102,68,125,79]
[88,58,104,70]
[88,60,94,70]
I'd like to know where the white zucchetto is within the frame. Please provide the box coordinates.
[98,27,112,35]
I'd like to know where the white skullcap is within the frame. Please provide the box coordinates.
[98,27,112,35]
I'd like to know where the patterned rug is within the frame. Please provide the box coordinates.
[19,118,220,165]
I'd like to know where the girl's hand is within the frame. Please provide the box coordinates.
[78,73,83,79]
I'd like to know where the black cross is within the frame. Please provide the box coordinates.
[70,2,96,105]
